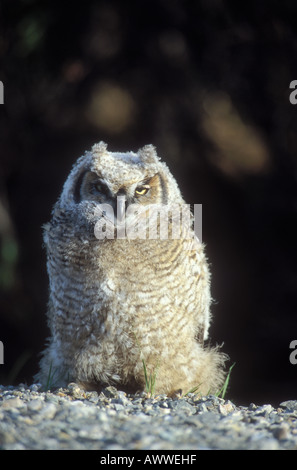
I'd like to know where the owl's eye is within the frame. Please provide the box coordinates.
[93,181,107,194]
[135,186,150,196]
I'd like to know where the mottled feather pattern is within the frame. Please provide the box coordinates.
[36,142,226,395]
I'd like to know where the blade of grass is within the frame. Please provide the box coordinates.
[216,362,236,399]
[183,384,202,397]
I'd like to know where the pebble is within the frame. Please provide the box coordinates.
[0,383,297,450]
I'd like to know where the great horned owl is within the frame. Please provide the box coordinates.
[36,142,226,395]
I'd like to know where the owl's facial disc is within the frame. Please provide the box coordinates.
[76,170,166,230]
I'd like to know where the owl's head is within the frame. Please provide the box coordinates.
[58,142,185,222]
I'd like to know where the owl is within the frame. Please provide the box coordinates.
[35,141,226,396]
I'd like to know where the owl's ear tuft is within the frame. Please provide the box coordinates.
[138,144,160,164]
[92,141,108,156]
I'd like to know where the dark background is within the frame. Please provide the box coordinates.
[1,0,297,406]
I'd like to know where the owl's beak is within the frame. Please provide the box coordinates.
[116,195,126,223]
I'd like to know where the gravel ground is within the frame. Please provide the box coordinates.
[0,383,297,450]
